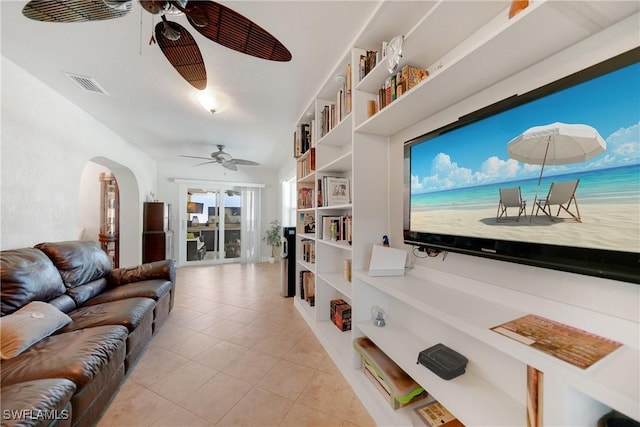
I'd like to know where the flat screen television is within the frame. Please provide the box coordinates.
[187,202,203,214]
[403,48,639,284]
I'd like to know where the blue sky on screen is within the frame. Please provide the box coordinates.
[411,62,640,193]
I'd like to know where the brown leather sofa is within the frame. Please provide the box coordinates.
[0,241,175,427]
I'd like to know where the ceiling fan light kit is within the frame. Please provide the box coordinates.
[22,0,292,90]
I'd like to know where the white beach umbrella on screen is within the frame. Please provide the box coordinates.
[507,122,606,219]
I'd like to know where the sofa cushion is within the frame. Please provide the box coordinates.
[0,379,76,427]
[107,260,175,287]
[1,302,72,359]
[46,294,76,314]
[1,325,128,388]
[35,241,112,289]
[0,248,66,316]
[65,278,108,307]
[58,298,156,333]
[84,279,172,306]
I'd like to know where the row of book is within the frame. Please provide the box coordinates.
[319,176,350,207]
[296,147,315,179]
[321,214,352,243]
[294,61,353,158]
[300,239,315,264]
[299,270,315,306]
[358,50,378,81]
[293,123,312,158]
[377,65,428,112]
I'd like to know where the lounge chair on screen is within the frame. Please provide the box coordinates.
[534,179,581,223]
[496,186,526,222]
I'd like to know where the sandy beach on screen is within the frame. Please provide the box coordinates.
[411,202,640,252]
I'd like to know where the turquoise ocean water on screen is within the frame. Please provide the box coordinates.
[411,164,640,211]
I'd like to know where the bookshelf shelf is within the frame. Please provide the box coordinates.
[296,259,315,273]
[354,266,640,422]
[318,203,352,211]
[318,271,352,300]
[317,239,352,252]
[318,151,352,174]
[293,1,639,425]
[317,113,352,147]
[355,0,506,94]
[355,0,638,135]
[356,319,524,427]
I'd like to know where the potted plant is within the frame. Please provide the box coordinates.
[263,219,282,263]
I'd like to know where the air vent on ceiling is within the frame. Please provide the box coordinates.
[64,72,109,95]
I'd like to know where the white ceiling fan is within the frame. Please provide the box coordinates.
[181,145,259,171]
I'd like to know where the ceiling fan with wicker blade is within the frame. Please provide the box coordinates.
[21,0,292,90]
[180,145,259,171]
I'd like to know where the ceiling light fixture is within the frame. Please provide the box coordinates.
[198,92,217,114]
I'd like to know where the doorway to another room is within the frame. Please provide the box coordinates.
[185,187,259,265]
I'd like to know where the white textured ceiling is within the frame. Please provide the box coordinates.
[1,0,379,170]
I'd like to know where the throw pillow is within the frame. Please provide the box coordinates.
[0,301,72,359]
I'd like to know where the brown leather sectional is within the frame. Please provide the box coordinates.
[0,241,175,427]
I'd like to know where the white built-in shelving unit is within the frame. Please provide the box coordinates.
[293,1,640,425]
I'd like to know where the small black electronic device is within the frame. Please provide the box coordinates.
[417,343,468,380]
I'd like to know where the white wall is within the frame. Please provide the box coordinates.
[387,16,639,326]
[154,158,280,263]
[1,56,158,266]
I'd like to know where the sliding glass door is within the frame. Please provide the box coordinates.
[185,186,260,264]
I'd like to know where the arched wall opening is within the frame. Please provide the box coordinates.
[79,157,141,267]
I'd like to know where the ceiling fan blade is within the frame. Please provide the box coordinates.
[22,0,132,22]
[185,1,292,62]
[155,19,207,90]
[193,160,218,167]
[180,155,212,160]
[232,159,259,166]
[222,161,238,171]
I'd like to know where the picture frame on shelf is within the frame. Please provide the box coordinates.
[325,176,350,206]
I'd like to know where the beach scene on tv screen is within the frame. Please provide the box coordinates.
[410,61,639,253]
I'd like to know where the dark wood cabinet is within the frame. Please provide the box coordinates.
[144,202,167,232]
[143,202,168,263]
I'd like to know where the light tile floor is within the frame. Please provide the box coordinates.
[97,262,375,427]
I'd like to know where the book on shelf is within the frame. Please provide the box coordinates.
[317,178,323,208]
[293,123,312,158]
[298,270,314,304]
[301,212,315,234]
[344,258,352,282]
[304,272,315,306]
[297,187,314,209]
[527,365,543,427]
[358,50,378,81]
[321,215,352,242]
[319,102,342,139]
[300,239,315,263]
[297,147,316,179]
[412,400,464,427]
[491,314,622,369]
[322,176,350,206]
[330,299,351,331]
[376,65,429,112]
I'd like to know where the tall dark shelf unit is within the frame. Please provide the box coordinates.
[142,202,168,263]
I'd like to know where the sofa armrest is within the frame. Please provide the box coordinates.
[107,259,175,287]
